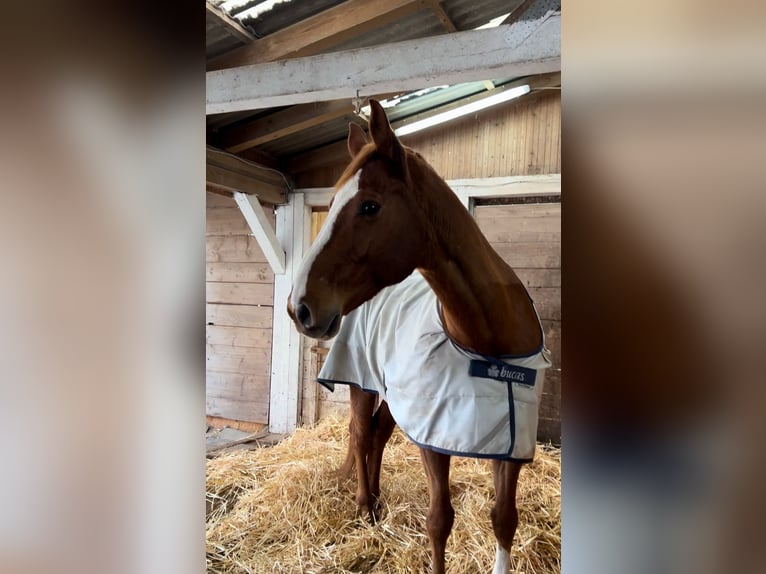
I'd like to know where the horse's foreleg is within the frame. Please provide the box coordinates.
[348,385,376,518]
[336,418,355,480]
[367,400,395,520]
[490,460,522,574]
[420,448,454,574]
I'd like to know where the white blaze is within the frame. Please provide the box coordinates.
[291,171,361,309]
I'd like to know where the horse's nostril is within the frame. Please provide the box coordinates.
[296,303,312,328]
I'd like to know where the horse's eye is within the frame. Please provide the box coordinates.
[358,200,381,216]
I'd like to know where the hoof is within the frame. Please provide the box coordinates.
[355,499,382,524]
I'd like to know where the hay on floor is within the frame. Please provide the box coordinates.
[206,416,560,574]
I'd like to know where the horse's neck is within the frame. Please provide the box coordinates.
[414,172,541,357]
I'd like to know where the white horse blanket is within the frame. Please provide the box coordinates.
[318,271,552,461]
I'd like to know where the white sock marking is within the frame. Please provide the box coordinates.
[492,544,510,574]
[291,171,361,309]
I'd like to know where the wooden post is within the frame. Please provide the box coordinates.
[268,193,308,433]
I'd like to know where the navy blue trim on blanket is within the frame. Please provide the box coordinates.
[508,376,516,458]
[317,378,380,395]
[317,377,532,463]
[406,433,534,463]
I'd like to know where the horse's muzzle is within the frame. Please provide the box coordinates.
[287,300,341,339]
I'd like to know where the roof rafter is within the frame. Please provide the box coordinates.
[220,99,354,153]
[424,0,457,32]
[205,1,255,44]
[206,146,289,204]
[208,0,425,70]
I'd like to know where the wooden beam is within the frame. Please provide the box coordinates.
[220,100,354,153]
[297,174,561,206]
[233,192,286,275]
[207,11,560,113]
[288,139,349,174]
[205,2,255,45]
[424,0,457,32]
[206,183,233,197]
[448,174,561,200]
[208,0,425,70]
[206,146,288,204]
[503,0,553,26]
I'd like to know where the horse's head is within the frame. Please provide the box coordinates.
[288,99,425,339]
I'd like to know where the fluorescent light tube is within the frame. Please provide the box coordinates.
[394,85,531,137]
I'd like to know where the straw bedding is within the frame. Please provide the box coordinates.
[206,416,560,574]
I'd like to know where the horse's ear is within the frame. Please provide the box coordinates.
[347,122,368,158]
[368,99,407,172]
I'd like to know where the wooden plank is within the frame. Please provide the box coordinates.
[484,228,560,243]
[221,100,354,153]
[424,0,457,32]
[206,396,269,424]
[206,303,273,329]
[542,368,561,396]
[206,262,274,283]
[206,235,267,263]
[539,393,560,420]
[503,0,537,25]
[541,320,561,366]
[206,344,271,375]
[207,325,272,349]
[205,2,255,45]
[206,207,251,236]
[208,0,426,70]
[514,268,561,288]
[206,282,274,306]
[206,415,267,434]
[207,164,286,205]
[527,287,561,321]
[206,12,561,112]
[207,146,288,205]
[311,210,329,243]
[207,147,286,187]
[476,203,560,218]
[318,399,351,421]
[476,211,561,228]
[206,191,237,208]
[493,242,560,268]
[206,370,270,399]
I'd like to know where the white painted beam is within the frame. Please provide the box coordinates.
[206,11,561,113]
[233,191,286,274]
[298,174,561,206]
[449,174,561,200]
[269,193,307,433]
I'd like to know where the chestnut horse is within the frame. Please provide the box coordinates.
[288,100,547,574]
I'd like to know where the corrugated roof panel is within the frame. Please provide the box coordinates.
[257,113,360,157]
[234,0,345,37]
[206,10,248,58]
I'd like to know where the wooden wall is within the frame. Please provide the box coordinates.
[294,91,560,188]
[206,192,275,424]
[474,202,561,443]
